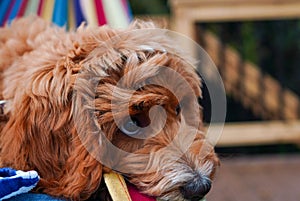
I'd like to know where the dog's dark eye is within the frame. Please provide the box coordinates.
[120,118,140,136]
[175,104,181,116]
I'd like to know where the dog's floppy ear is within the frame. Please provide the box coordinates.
[42,133,103,200]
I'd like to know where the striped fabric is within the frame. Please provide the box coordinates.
[104,172,157,201]
[0,0,132,28]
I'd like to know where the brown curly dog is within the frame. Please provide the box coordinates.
[0,16,219,201]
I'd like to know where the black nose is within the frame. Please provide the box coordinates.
[180,176,212,200]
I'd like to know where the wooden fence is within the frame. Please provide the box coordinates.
[169,0,300,147]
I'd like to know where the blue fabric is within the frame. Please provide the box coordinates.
[0,0,11,26]
[6,193,66,201]
[74,0,85,27]
[52,0,68,27]
[0,168,39,200]
[7,0,22,24]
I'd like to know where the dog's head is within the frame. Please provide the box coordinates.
[1,18,219,201]
[70,21,219,200]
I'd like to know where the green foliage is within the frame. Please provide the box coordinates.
[240,22,258,64]
[128,0,170,15]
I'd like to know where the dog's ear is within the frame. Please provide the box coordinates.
[42,133,103,200]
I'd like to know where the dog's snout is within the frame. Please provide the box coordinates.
[180,176,211,201]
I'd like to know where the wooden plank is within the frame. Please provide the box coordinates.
[203,31,221,67]
[171,0,300,7]
[223,46,240,94]
[170,0,300,40]
[244,62,260,100]
[242,62,261,110]
[283,91,300,119]
[171,16,196,42]
[175,4,300,23]
[213,121,300,146]
[263,75,281,116]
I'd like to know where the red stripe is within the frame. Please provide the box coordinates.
[37,0,44,16]
[94,0,107,25]
[17,0,29,17]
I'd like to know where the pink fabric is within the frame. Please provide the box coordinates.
[94,0,106,25]
[127,183,156,201]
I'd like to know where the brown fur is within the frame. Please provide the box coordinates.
[0,16,219,200]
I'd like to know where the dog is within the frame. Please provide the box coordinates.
[0,16,219,201]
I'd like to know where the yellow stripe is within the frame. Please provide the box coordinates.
[41,0,54,22]
[68,0,75,30]
[104,172,132,201]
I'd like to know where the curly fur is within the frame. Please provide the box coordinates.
[0,16,219,201]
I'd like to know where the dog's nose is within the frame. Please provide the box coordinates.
[180,176,211,200]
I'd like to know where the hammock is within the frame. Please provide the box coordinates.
[0,0,132,29]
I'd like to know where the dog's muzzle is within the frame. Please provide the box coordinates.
[180,175,211,201]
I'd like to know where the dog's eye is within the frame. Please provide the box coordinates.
[175,104,181,116]
[120,118,140,136]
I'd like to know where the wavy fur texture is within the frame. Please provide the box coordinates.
[0,16,219,201]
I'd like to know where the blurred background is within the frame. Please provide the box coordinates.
[148,1,300,201]
[1,0,300,200]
